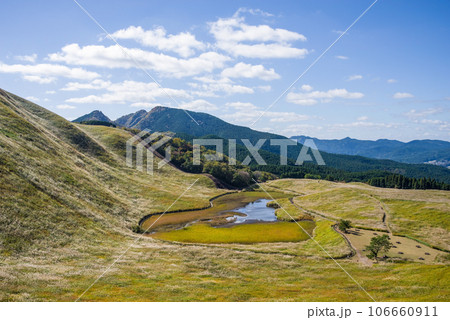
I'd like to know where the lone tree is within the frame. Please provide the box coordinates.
[338,219,352,233]
[365,234,393,261]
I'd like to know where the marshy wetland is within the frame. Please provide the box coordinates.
[141,191,316,243]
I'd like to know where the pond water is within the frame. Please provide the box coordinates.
[226,198,277,224]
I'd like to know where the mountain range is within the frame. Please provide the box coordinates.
[292,135,450,167]
[73,107,450,183]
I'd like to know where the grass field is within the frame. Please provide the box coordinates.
[267,179,450,250]
[273,198,312,221]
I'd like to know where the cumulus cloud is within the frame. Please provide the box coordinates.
[347,74,362,81]
[225,101,259,110]
[222,110,309,124]
[48,43,230,78]
[0,62,100,83]
[387,78,397,83]
[393,92,414,99]
[23,75,55,84]
[110,26,205,57]
[357,116,368,121]
[15,54,37,63]
[257,85,271,92]
[221,62,280,81]
[335,55,349,60]
[66,80,190,104]
[234,8,274,17]
[332,121,397,129]
[25,96,40,102]
[404,107,443,119]
[61,79,111,91]
[286,88,364,105]
[188,77,254,96]
[300,84,313,92]
[209,11,308,59]
[279,123,323,137]
[180,99,218,112]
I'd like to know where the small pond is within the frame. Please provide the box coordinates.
[225,198,277,224]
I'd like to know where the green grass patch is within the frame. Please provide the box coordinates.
[153,221,315,244]
[274,198,312,221]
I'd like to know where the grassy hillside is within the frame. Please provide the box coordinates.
[0,89,219,256]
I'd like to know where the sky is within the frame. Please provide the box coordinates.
[0,0,449,142]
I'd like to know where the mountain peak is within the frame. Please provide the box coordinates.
[73,110,112,123]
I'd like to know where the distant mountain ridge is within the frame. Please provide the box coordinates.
[72,106,450,183]
[73,110,112,123]
[292,135,450,166]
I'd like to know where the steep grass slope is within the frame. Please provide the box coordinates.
[0,89,219,256]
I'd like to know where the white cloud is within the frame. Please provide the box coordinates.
[286,98,318,106]
[0,62,100,83]
[61,79,111,91]
[180,99,218,112]
[404,107,443,119]
[15,54,37,63]
[66,80,190,104]
[221,62,280,81]
[130,102,156,108]
[347,74,362,81]
[110,26,205,58]
[25,96,40,102]
[209,12,308,59]
[335,55,349,60]
[267,112,310,123]
[279,123,323,137]
[23,75,55,84]
[257,85,271,92]
[45,90,56,94]
[48,43,230,78]
[393,92,414,99]
[234,8,274,17]
[357,116,368,121]
[55,104,76,109]
[225,101,259,110]
[222,109,310,124]
[420,119,443,125]
[188,77,254,96]
[387,78,397,83]
[218,43,308,59]
[300,84,313,92]
[287,88,364,105]
[332,121,397,129]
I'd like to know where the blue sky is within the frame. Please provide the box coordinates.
[1,0,449,141]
